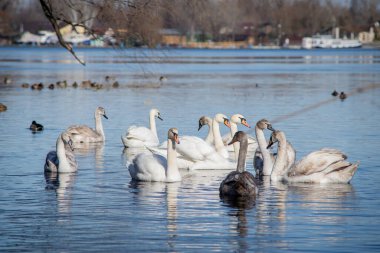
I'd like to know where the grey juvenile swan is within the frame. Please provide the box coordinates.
[65,106,108,143]
[254,119,296,178]
[45,132,78,173]
[220,131,258,198]
[267,130,359,184]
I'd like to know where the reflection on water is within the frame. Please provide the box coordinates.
[1,47,380,252]
[72,142,104,169]
[44,171,76,215]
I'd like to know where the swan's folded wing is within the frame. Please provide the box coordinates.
[289,148,346,176]
[126,126,158,142]
[66,125,97,137]
[128,153,167,181]
[176,136,218,162]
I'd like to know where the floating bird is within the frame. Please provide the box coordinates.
[122,108,163,148]
[220,131,258,198]
[30,120,44,132]
[254,119,295,178]
[0,103,7,112]
[128,128,181,182]
[339,92,347,100]
[4,77,11,84]
[267,130,359,184]
[331,90,338,96]
[44,132,78,173]
[21,83,29,88]
[65,107,108,143]
[48,84,55,89]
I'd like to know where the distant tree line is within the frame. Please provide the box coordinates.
[0,0,379,63]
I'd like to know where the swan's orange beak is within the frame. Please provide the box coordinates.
[224,118,231,128]
[241,119,251,128]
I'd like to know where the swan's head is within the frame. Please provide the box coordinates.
[198,116,212,131]
[61,132,74,151]
[267,130,285,149]
[168,128,180,144]
[151,108,163,121]
[231,114,251,128]
[256,119,274,131]
[215,113,231,128]
[96,106,108,119]
[228,131,248,145]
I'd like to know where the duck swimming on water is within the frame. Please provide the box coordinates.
[30,121,44,132]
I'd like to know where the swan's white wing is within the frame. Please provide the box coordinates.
[289,148,346,177]
[176,136,218,162]
[128,153,167,182]
[189,159,235,170]
[146,145,195,169]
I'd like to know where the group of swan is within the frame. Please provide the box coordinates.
[45,106,108,173]
[43,106,359,198]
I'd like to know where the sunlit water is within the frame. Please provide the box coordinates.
[1,47,380,252]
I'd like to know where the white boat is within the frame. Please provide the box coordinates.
[302,35,361,49]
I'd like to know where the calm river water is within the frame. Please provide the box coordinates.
[0,47,380,252]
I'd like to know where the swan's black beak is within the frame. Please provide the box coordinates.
[68,138,74,151]
[103,114,108,119]
[174,134,180,144]
[158,115,163,121]
[228,135,238,145]
[267,138,274,149]
[267,124,274,131]
[198,121,203,131]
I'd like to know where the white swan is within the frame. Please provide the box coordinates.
[122,108,163,148]
[253,119,296,177]
[222,114,258,160]
[220,131,258,198]
[267,130,359,184]
[44,132,78,173]
[65,106,108,143]
[155,113,233,170]
[128,128,181,182]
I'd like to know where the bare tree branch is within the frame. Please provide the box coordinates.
[39,0,86,65]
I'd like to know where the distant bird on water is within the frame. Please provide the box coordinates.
[0,103,7,112]
[339,92,347,100]
[331,90,338,96]
[30,121,44,132]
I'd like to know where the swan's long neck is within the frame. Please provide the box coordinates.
[255,125,273,176]
[237,139,248,173]
[204,121,214,145]
[56,136,70,172]
[212,118,226,155]
[95,113,105,141]
[270,133,288,182]
[166,139,180,181]
[230,122,240,160]
[149,111,158,139]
